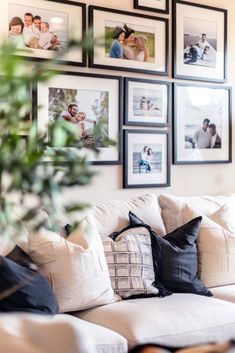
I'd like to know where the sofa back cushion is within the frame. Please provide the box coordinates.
[158,194,234,233]
[88,194,165,237]
[28,215,120,313]
[182,204,235,288]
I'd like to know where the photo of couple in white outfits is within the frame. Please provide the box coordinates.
[133,144,162,174]
[8,4,67,50]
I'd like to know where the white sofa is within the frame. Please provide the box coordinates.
[1,193,235,353]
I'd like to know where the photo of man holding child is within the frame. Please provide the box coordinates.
[8,3,68,50]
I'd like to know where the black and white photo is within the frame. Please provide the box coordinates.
[134,0,169,14]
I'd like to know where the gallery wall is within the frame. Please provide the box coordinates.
[7,0,235,204]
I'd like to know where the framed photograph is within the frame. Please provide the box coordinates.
[173,83,232,164]
[36,72,122,165]
[134,0,169,14]
[0,0,86,66]
[89,6,168,76]
[124,77,171,127]
[173,0,227,82]
[124,129,170,188]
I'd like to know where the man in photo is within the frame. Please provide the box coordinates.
[61,104,79,123]
[193,118,211,148]
[196,33,216,63]
[139,145,152,172]
[209,123,221,148]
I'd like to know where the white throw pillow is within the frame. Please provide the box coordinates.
[209,201,235,234]
[182,204,235,288]
[102,227,159,298]
[28,215,120,313]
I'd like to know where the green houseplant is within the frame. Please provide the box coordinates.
[0,40,106,244]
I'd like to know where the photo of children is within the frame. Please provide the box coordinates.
[183,17,217,68]
[133,87,162,118]
[105,20,155,63]
[132,143,162,174]
[9,3,67,50]
[48,88,109,148]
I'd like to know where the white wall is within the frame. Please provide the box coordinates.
[62,0,235,203]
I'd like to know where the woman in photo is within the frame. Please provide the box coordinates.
[134,35,150,62]
[139,146,152,172]
[9,16,25,48]
[122,24,135,60]
[109,26,125,58]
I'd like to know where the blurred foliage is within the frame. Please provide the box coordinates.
[0,37,111,241]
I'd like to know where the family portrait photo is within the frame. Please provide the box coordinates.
[105,20,155,63]
[183,17,217,68]
[48,87,109,148]
[8,3,68,50]
[132,144,162,174]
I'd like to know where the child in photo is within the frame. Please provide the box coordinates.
[38,22,53,50]
[8,16,25,47]
[32,15,42,38]
[134,35,150,62]
[76,112,87,137]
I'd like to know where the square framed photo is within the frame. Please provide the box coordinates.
[124,77,171,127]
[173,83,232,164]
[36,72,122,165]
[134,0,169,14]
[0,0,86,66]
[124,129,170,188]
[89,6,168,76]
[173,0,227,82]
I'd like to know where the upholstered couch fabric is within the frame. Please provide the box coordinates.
[75,294,235,348]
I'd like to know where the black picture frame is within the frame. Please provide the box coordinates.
[173,82,232,165]
[123,129,170,188]
[89,5,168,76]
[3,0,86,66]
[124,77,171,127]
[173,0,227,83]
[36,71,123,165]
[134,0,169,14]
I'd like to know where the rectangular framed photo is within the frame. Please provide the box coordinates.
[134,0,169,14]
[124,129,170,188]
[0,0,86,66]
[89,6,168,76]
[124,77,171,127]
[173,0,227,82]
[173,83,232,164]
[36,72,122,165]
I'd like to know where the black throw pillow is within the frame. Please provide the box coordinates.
[128,212,212,297]
[0,247,59,314]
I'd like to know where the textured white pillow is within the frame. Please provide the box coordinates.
[209,201,235,234]
[102,227,159,298]
[182,204,235,288]
[158,194,234,233]
[28,215,120,313]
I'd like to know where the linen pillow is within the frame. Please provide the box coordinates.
[102,225,159,299]
[182,204,235,288]
[0,252,59,314]
[129,212,212,296]
[28,215,120,313]
[208,201,235,233]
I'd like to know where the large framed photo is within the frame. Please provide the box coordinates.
[0,0,86,66]
[124,77,171,127]
[173,83,232,164]
[36,72,122,165]
[89,6,168,76]
[124,129,170,188]
[173,0,227,82]
[134,0,169,14]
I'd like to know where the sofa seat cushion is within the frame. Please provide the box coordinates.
[75,294,235,348]
[210,285,235,304]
